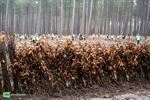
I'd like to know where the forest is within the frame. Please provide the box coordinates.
[0,0,150,36]
[0,0,150,99]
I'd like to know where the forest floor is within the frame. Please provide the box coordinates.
[0,80,150,100]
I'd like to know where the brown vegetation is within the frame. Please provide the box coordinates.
[9,40,150,93]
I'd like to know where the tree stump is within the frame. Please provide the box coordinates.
[8,38,20,93]
[0,42,11,92]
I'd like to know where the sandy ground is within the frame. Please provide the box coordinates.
[0,81,150,100]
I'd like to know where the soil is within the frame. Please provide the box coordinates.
[0,80,150,100]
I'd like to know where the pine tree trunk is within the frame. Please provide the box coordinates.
[88,0,93,35]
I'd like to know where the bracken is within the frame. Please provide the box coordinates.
[10,39,150,93]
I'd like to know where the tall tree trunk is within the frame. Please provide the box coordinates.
[71,0,76,34]
[60,0,64,35]
[95,1,101,34]
[88,0,93,35]
[81,0,85,35]
[36,0,42,34]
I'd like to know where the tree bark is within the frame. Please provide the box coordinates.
[71,0,76,34]
[88,0,93,35]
